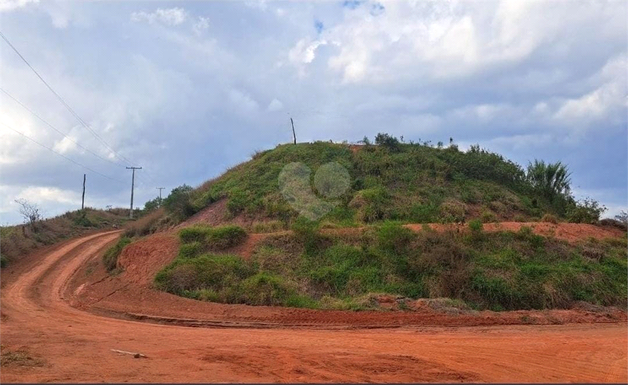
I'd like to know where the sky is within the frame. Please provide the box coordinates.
[0,0,626,225]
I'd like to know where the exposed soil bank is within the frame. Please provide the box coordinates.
[1,230,626,382]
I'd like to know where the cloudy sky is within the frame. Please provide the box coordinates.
[0,0,626,225]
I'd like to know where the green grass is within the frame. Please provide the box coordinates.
[155,222,628,311]
[103,237,132,273]
[178,225,248,259]
[165,140,579,227]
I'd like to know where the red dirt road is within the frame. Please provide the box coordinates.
[1,231,627,383]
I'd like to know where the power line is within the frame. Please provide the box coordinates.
[2,87,160,188]
[0,122,125,184]
[0,87,125,169]
[0,30,135,168]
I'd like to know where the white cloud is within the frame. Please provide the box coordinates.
[289,39,329,65]
[554,55,627,125]
[1,0,626,224]
[52,135,77,154]
[17,186,80,206]
[267,98,284,112]
[192,16,210,36]
[131,7,187,26]
[0,0,38,13]
[293,0,625,84]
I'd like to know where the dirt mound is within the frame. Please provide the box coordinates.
[117,233,179,285]
[181,199,260,229]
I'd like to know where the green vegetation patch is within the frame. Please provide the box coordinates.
[178,225,247,255]
[155,221,628,311]
[103,237,132,273]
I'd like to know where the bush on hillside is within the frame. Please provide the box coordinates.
[206,225,248,250]
[143,197,162,212]
[481,210,497,223]
[179,225,213,243]
[567,198,607,224]
[439,200,467,223]
[600,218,627,232]
[374,133,401,152]
[240,272,297,306]
[376,222,415,254]
[541,214,558,224]
[163,184,195,221]
[468,219,483,233]
[179,225,247,251]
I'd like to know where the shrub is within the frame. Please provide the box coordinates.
[154,254,253,295]
[481,210,497,223]
[291,217,321,253]
[226,190,248,216]
[407,203,439,223]
[468,219,483,233]
[102,237,131,273]
[205,225,247,250]
[600,218,627,232]
[513,214,527,222]
[73,211,95,227]
[179,242,203,259]
[155,264,199,293]
[351,187,390,223]
[179,225,213,244]
[163,185,195,221]
[239,272,296,306]
[377,221,415,253]
[541,214,558,224]
[179,225,247,251]
[143,197,162,212]
[439,200,467,223]
[374,133,401,152]
[567,198,607,224]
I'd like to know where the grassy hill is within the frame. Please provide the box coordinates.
[157,135,600,229]
[135,134,626,312]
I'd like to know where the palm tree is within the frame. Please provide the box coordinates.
[526,160,571,201]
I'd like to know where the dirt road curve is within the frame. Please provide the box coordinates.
[1,231,626,383]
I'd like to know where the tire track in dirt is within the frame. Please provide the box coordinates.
[1,231,627,383]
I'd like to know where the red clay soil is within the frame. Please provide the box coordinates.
[63,223,627,330]
[1,231,626,383]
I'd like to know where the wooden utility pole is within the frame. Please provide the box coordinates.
[81,174,86,210]
[126,166,142,219]
[290,117,297,144]
[157,187,165,207]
